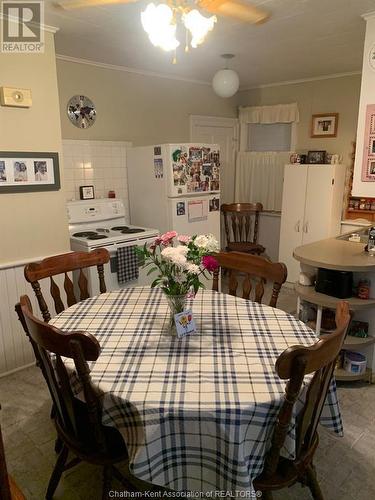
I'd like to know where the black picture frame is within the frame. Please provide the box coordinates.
[0,151,60,194]
[79,185,95,200]
[307,150,326,164]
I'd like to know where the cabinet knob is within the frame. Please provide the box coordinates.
[295,220,301,232]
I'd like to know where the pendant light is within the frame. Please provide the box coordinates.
[212,54,240,98]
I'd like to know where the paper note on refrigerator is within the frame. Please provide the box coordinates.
[188,200,208,221]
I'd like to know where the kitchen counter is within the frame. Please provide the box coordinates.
[294,231,375,272]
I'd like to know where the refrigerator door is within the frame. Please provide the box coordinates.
[167,144,220,198]
[168,194,221,242]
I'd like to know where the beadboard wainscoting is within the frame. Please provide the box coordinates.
[62,140,132,215]
[0,260,76,376]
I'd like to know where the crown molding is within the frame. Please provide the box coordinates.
[362,11,375,21]
[239,70,362,92]
[55,54,362,91]
[55,54,211,86]
[0,14,58,33]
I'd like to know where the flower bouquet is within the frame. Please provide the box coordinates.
[137,231,219,335]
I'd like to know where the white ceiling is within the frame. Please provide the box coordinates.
[45,0,375,87]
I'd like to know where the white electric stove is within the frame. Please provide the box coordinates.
[67,198,159,294]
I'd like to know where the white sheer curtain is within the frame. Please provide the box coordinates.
[235,102,299,210]
[234,152,292,211]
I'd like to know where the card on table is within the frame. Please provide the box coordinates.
[174,309,196,338]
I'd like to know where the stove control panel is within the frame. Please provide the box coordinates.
[66,198,126,224]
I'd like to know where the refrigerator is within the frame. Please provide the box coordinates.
[127,144,221,241]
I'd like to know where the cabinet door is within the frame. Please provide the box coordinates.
[303,166,333,245]
[279,165,308,282]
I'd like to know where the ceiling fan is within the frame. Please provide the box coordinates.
[56,0,270,54]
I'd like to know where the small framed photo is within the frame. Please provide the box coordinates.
[307,151,326,165]
[311,113,339,138]
[79,185,95,200]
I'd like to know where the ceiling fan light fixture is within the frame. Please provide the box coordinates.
[141,3,180,52]
[183,9,217,48]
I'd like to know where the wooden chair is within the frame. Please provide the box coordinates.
[254,301,351,500]
[24,249,110,322]
[15,295,141,500]
[212,251,287,307]
[221,203,265,255]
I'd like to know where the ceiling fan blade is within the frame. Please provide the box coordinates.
[56,0,137,10]
[198,0,269,24]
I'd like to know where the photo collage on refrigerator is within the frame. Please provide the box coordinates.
[172,145,220,194]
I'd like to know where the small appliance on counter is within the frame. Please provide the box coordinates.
[315,267,353,299]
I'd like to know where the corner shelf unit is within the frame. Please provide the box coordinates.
[295,284,375,311]
[295,283,374,383]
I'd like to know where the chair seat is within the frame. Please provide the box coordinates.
[226,242,265,255]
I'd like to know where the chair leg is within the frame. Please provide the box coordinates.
[46,445,68,499]
[102,465,113,500]
[305,465,324,500]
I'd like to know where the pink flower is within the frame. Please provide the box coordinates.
[160,231,177,245]
[153,237,163,246]
[178,234,191,244]
[202,255,219,273]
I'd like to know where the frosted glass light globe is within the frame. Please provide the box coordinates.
[212,69,240,98]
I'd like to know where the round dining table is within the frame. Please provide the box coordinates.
[50,287,342,495]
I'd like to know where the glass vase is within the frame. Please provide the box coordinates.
[165,293,188,336]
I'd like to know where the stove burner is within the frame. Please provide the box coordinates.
[121,228,145,234]
[87,234,108,240]
[111,226,129,231]
[73,231,98,238]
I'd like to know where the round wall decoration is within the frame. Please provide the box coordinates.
[67,95,96,129]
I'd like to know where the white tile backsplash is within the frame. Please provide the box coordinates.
[62,140,132,219]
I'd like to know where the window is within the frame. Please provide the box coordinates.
[247,123,292,152]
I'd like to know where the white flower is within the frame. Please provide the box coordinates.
[176,245,188,255]
[194,234,219,252]
[161,246,187,267]
[205,234,219,252]
[185,263,200,274]
[195,235,209,249]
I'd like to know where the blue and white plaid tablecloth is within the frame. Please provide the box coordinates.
[50,287,342,494]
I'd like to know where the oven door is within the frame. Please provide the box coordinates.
[86,238,155,295]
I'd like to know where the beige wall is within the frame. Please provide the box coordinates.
[237,74,361,166]
[0,32,70,263]
[56,59,237,145]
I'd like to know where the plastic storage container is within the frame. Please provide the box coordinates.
[343,351,367,375]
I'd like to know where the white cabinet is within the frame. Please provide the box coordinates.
[279,164,346,282]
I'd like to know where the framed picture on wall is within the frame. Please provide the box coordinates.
[311,113,339,138]
[0,152,60,194]
[79,185,95,200]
